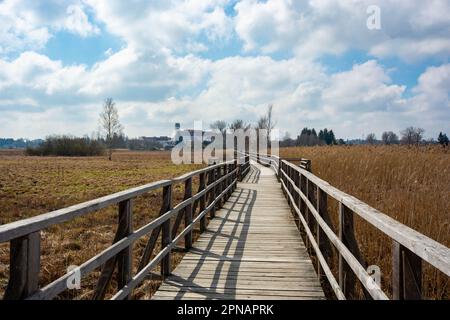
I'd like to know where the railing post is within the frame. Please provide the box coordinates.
[233,159,238,191]
[117,199,133,299]
[218,164,224,206]
[184,178,193,250]
[316,188,332,279]
[161,185,172,278]
[277,158,281,181]
[304,177,310,250]
[208,166,216,218]
[392,241,422,300]
[223,164,229,201]
[307,180,317,238]
[199,173,207,232]
[4,232,40,299]
[339,203,369,299]
[293,169,300,229]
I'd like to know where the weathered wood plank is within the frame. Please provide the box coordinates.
[152,161,325,300]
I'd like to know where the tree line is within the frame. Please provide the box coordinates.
[280,127,344,147]
[364,127,449,147]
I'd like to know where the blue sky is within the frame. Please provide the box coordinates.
[0,0,449,139]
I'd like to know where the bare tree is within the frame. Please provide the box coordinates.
[100,98,123,161]
[401,127,425,146]
[229,119,251,131]
[381,131,399,145]
[365,133,377,145]
[210,120,228,135]
[210,120,228,161]
[256,104,277,146]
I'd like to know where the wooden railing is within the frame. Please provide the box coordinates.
[248,152,450,300]
[0,157,250,300]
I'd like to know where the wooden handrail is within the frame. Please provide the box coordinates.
[2,157,251,300]
[0,160,233,243]
[245,152,450,300]
[281,160,450,277]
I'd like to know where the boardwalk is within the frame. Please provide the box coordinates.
[1,153,448,300]
[152,162,325,300]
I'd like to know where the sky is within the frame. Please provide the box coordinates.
[0,0,449,140]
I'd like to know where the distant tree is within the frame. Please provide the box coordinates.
[280,132,296,147]
[229,119,251,131]
[381,131,399,145]
[210,120,228,160]
[337,138,346,145]
[401,127,425,146]
[26,135,105,156]
[318,128,336,145]
[210,120,228,135]
[296,127,322,146]
[438,132,449,147]
[256,104,277,148]
[366,133,377,145]
[100,98,123,161]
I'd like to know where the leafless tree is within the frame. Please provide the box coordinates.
[100,98,123,161]
[366,133,377,145]
[401,127,425,146]
[256,104,277,147]
[229,119,251,131]
[210,120,228,135]
[210,120,228,161]
[381,131,399,145]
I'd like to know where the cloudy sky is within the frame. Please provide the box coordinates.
[0,0,449,140]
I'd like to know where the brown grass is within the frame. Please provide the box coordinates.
[0,150,204,299]
[280,145,449,299]
[0,146,448,300]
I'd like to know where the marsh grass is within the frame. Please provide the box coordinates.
[0,150,204,299]
[281,145,449,299]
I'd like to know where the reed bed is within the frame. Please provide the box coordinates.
[280,145,449,299]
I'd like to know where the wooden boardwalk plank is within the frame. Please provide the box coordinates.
[152,162,324,300]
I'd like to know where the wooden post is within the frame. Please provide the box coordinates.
[184,178,193,250]
[256,133,260,164]
[117,199,133,298]
[316,189,332,273]
[223,164,229,201]
[233,159,238,191]
[288,166,294,211]
[4,232,40,300]
[307,180,316,240]
[218,164,224,206]
[316,188,332,279]
[339,203,370,299]
[303,177,310,250]
[277,158,281,181]
[199,173,207,232]
[293,170,300,230]
[161,185,172,278]
[392,241,422,300]
[208,167,216,218]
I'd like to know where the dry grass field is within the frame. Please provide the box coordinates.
[0,150,204,299]
[280,145,449,299]
[0,146,448,300]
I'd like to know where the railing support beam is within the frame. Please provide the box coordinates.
[393,241,422,300]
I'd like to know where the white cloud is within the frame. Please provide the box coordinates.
[86,0,233,54]
[322,60,406,114]
[64,4,100,37]
[0,0,99,55]
[234,0,450,62]
[0,1,449,140]
[410,64,450,116]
